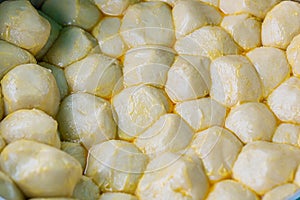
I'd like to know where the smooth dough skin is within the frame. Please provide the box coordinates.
[1,64,60,117]
[0,140,82,198]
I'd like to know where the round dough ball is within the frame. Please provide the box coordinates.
[267,77,300,124]
[172,1,222,38]
[0,40,36,80]
[246,47,290,98]
[272,123,300,147]
[57,93,116,149]
[0,0,50,55]
[92,17,127,58]
[100,193,138,200]
[43,26,98,68]
[136,152,209,200]
[42,0,101,30]
[120,2,175,48]
[0,139,82,198]
[94,0,139,16]
[219,0,281,18]
[190,126,243,182]
[134,114,194,158]
[0,109,60,148]
[262,183,299,200]
[232,141,300,195]
[123,45,175,88]
[174,26,241,60]
[112,85,172,140]
[206,180,259,200]
[85,140,149,194]
[1,64,60,117]
[221,14,261,51]
[61,142,87,170]
[262,1,300,49]
[165,55,211,102]
[72,176,100,200]
[0,171,24,200]
[225,102,277,143]
[210,55,262,107]
[287,34,300,77]
[65,54,122,99]
[175,97,227,132]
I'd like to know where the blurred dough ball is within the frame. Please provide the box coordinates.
[262,1,300,49]
[42,0,101,30]
[165,55,211,102]
[232,141,300,195]
[287,34,300,77]
[210,55,262,107]
[0,171,24,200]
[272,123,300,147]
[0,140,82,198]
[136,152,209,200]
[172,1,222,38]
[262,183,299,200]
[221,14,261,51]
[43,26,98,68]
[123,45,175,88]
[85,140,148,193]
[246,47,290,98]
[175,97,227,132]
[174,26,241,60]
[61,142,87,170]
[120,2,175,48]
[1,64,60,117]
[65,54,122,99]
[219,0,281,18]
[0,0,50,55]
[134,114,194,158]
[206,180,259,200]
[57,93,116,149]
[92,17,127,58]
[94,0,139,16]
[0,109,60,148]
[268,77,300,124]
[100,193,138,200]
[225,102,277,143]
[112,85,172,141]
[190,126,243,182]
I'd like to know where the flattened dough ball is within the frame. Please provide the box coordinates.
[1,64,60,117]
[85,140,148,193]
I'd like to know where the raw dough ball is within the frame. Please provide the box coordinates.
[225,102,277,143]
[0,140,82,198]
[175,97,227,132]
[85,140,149,193]
[1,64,60,117]
[123,45,175,88]
[246,47,290,98]
[57,92,116,149]
[134,114,194,158]
[0,109,60,148]
[262,183,299,200]
[287,34,300,77]
[136,152,209,200]
[92,17,127,58]
[72,176,100,200]
[0,171,24,200]
[100,193,138,200]
[221,14,261,50]
[190,126,243,182]
[210,55,262,107]
[120,2,175,48]
[268,77,300,124]
[94,0,139,16]
[65,54,122,99]
[262,1,300,49]
[273,123,300,146]
[172,1,222,38]
[0,0,50,55]
[233,141,300,195]
[165,55,211,102]
[174,26,241,60]
[206,180,259,200]
[112,85,172,140]
[61,142,87,170]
